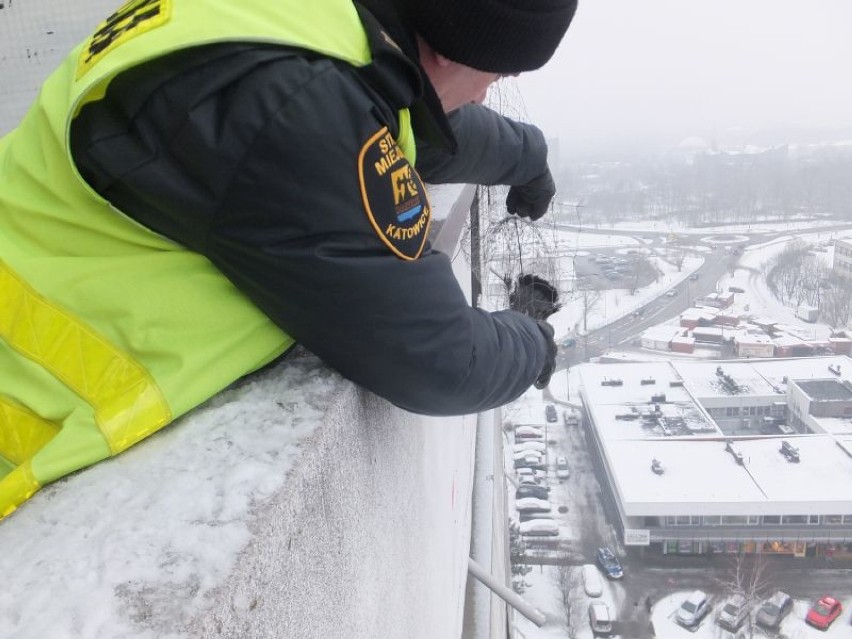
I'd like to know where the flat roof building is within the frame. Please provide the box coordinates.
[578,356,852,558]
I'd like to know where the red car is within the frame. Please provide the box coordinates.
[805,596,842,630]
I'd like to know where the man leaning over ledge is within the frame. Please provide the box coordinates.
[0,0,576,519]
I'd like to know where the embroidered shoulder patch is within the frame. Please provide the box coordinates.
[358,127,431,260]
[76,0,172,80]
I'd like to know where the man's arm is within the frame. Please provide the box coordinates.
[415,103,550,187]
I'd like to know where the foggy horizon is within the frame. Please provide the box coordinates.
[515,0,852,158]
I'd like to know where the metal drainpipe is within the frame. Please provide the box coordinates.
[467,558,546,627]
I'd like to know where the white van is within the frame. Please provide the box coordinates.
[588,602,613,636]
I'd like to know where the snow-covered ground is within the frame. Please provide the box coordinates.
[513,566,852,639]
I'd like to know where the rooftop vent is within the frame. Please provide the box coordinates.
[601,377,623,387]
[651,458,665,475]
[669,380,684,387]
[725,440,745,465]
[650,393,667,404]
[641,377,656,385]
[828,364,842,376]
[779,440,800,463]
[715,366,741,394]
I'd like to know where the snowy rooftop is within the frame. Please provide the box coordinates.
[579,357,852,516]
[675,360,781,398]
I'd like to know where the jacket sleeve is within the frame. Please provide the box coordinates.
[71,49,551,416]
[415,103,550,187]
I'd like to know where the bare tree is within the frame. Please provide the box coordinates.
[712,553,774,639]
[556,564,581,638]
[821,280,852,329]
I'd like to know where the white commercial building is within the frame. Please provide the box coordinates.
[578,356,852,558]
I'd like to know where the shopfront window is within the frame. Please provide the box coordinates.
[824,515,843,525]
[721,515,748,525]
[781,515,808,525]
[762,515,781,524]
[703,515,721,525]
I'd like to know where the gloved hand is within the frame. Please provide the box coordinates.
[506,167,556,221]
[508,274,562,321]
[534,320,558,390]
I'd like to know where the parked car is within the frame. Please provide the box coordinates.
[555,456,571,479]
[517,468,547,483]
[755,590,793,630]
[513,453,545,470]
[514,425,544,441]
[562,336,577,348]
[516,484,549,500]
[514,440,546,454]
[689,272,699,280]
[519,518,559,537]
[518,511,554,523]
[595,547,623,579]
[545,404,558,423]
[665,289,678,298]
[588,602,613,636]
[515,497,551,513]
[716,594,749,632]
[806,595,842,630]
[513,448,543,461]
[581,564,603,598]
[676,590,711,628]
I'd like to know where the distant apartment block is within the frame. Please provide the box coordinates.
[833,238,852,281]
[578,356,852,559]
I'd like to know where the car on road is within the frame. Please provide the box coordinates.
[519,518,559,537]
[595,547,623,579]
[581,564,603,598]
[588,602,613,636]
[555,456,571,479]
[675,590,711,628]
[805,595,842,630]
[562,336,577,348]
[665,289,678,298]
[688,272,699,280]
[716,594,749,632]
[545,404,558,423]
[755,590,793,630]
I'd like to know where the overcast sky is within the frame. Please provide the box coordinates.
[515,0,852,156]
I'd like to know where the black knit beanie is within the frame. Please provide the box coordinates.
[403,0,578,74]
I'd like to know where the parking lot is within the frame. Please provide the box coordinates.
[573,250,657,291]
[507,398,852,638]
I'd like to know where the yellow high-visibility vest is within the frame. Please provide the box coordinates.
[0,0,416,520]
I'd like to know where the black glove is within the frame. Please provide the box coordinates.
[508,274,562,321]
[534,320,558,390]
[506,168,556,221]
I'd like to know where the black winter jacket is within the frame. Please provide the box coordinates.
[69,2,553,415]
